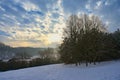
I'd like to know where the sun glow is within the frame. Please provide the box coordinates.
[48,34,62,44]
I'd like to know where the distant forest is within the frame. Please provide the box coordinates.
[0,43,59,71]
[0,42,45,60]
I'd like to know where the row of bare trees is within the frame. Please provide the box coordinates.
[59,14,120,66]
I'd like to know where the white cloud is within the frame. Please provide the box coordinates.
[85,4,91,10]
[105,0,111,6]
[35,17,42,22]
[9,5,18,11]
[21,1,40,11]
[97,1,102,6]
[43,12,52,29]
[3,14,16,20]
[85,0,93,12]
[105,21,110,26]
[0,6,5,11]
[95,1,102,10]
[36,0,65,47]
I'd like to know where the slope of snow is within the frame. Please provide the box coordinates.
[0,61,120,80]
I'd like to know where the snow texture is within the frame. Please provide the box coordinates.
[0,61,120,80]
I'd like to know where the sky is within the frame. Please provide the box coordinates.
[0,0,120,48]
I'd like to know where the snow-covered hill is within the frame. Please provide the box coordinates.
[0,61,120,80]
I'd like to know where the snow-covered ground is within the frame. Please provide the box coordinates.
[0,61,120,80]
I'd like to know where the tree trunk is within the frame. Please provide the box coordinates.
[86,62,88,67]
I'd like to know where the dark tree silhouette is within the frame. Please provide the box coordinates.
[59,14,119,66]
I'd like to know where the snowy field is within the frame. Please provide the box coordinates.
[0,61,120,80]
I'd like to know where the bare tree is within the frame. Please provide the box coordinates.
[15,52,30,59]
[38,48,54,59]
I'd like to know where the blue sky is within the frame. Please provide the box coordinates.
[0,0,120,47]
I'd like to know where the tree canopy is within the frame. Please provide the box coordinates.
[59,14,120,66]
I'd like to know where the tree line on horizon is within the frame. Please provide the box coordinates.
[0,47,59,71]
[59,14,120,66]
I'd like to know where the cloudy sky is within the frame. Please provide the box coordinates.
[0,0,120,47]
